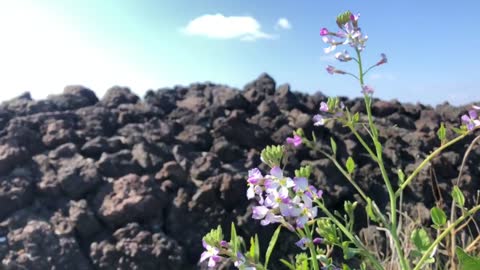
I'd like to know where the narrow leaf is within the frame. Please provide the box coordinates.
[279,259,296,270]
[437,122,446,143]
[264,226,282,268]
[330,137,337,156]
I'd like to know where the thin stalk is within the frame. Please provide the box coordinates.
[396,133,469,197]
[316,202,384,270]
[413,204,480,270]
[304,225,320,270]
[356,48,410,270]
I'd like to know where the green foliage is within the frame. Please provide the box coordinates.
[264,226,282,268]
[366,197,380,222]
[336,10,352,28]
[456,247,480,270]
[261,145,284,168]
[330,137,337,156]
[452,185,465,207]
[431,207,447,227]
[397,168,405,185]
[295,165,312,179]
[411,228,431,254]
[203,225,224,247]
[346,157,355,174]
[316,218,339,244]
[437,122,447,144]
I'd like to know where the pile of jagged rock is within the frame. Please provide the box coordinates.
[0,73,478,269]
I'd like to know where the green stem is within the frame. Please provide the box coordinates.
[356,48,410,270]
[396,132,469,197]
[413,204,480,270]
[348,125,378,162]
[304,225,320,270]
[317,202,384,270]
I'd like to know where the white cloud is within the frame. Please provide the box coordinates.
[276,18,291,30]
[182,14,273,41]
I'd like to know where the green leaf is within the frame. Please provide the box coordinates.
[452,126,468,135]
[437,122,447,143]
[397,168,405,185]
[366,198,379,222]
[346,157,355,174]
[411,228,431,251]
[330,137,337,156]
[254,234,260,262]
[431,206,447,226]
[343,264,352,270]
[295,165,312,179]
[264,225,282,268]
[230,223,238,253]
[452,186,465,207]
[456,247,480,270]
[352,112,360,124]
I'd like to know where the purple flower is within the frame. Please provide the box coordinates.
[376,53,387,66]
[319,101,329,112]
[461,110,480,131]
[326,65,335,75]
[260,212,284,226]
[295,237,311,250]
[293,177,308,192]
[313,237,323,245]
[313,114,325,126]
[200,240,222,267]
[320,28,329,36]
[362,85,374,94]
[252,205,269,220]
[286,134,302,147]
[247,168,264,200]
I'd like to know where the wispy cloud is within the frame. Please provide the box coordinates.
[182,14,273,41]
[276,18,291,30]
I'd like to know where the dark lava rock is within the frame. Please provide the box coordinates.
[90,223,185,270]
[101,86,139,108]
[47,85,99,111]
[96,150,142,178]
[94,174,168,228]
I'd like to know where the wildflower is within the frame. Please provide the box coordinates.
[320,28,329,36]
[335,50,352,62]
[319,101,329,112]
[313,114,325,126]
[286,134,302,147]
[326,65,346,75]
[362,85,374,94]
[461,110,480,131]
[247,168,263,200]
[473,104,480,110]
[200,240,222,267]
[293,177,308,192]
[376,53,387,66]
[313,237,323,245]
[295,237,311,250]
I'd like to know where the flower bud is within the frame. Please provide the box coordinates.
[320,28,329,36]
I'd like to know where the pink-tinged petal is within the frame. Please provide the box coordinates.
[461,114,471,124]
[202,240,208,249]
[473,105,480,110]
[475,120,480,127]
[467,123,475,131]
[270,166,283,179]
[313,114,325,126]
[326,65,335,74]
[320,27,329,36]
[319,101,329,112]
[252,206,269,219]
[469,110,478,119]
[324,45,336,53]
[294,177,308,191]
[208,255,221,267]
[317,190,323,198]
[200,251,209,263]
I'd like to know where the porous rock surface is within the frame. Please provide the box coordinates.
[0,75,478,269]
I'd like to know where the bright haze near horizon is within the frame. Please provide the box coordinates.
[0,0,479,106]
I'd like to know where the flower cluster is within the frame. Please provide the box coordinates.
[312,98,345,126]
[247,167,322,230]
[320,11,368,54]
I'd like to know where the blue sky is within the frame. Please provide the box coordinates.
[0,1,479,105]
